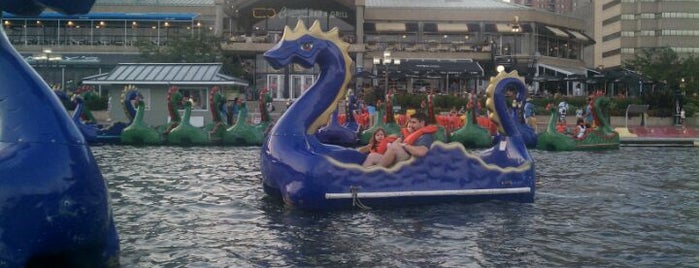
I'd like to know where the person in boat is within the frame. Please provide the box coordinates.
[364,113,437,168]
[523,97,537,132]
[359,128,399,167]
[574,118,587,139]
[359,128,386,153]
[228,97,239,125]
[584,96,594,127]
[366,103,376,127]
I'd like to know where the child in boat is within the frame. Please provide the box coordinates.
[358,128,390,153]
[364,113,436,168]
[574,118,586,139]
[360,128,397,166]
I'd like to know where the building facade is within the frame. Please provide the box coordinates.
[3,0,600,100]
[594,0,699,70]
[221,0,596,98]
[508,0,574,13]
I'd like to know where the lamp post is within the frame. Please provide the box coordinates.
[675,78,686,125]
[531,51,541,95]
[374,50,400,97]
[510,16,521,59]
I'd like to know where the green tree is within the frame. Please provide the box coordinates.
[135,35,247,79]
[624,47,683,88]
[624,47,699,95]
[624,47,699,116]
[681,55,699,96]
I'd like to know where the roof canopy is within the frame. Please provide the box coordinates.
[2,11,199,21]
[384,59,484,78]
[82,63,249,86]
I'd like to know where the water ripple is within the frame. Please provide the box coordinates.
[92,146,699,267]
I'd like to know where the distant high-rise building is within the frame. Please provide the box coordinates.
[593,0,699,70]
[508,0,573,13]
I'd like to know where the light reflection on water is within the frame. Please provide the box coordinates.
[92,146,699,267]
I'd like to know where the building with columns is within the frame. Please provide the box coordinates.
[222,0,596,98]
[4,0,599,99]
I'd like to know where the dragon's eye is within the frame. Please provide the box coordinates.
[301,42,313,51]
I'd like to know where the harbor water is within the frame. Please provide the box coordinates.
[93,146,699,267]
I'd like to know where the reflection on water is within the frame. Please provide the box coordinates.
[93,146,699,267]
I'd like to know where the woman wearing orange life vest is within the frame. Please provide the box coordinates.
[362,113,437,168]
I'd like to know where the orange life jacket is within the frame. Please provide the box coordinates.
[372,136,397,154]
[556,122,567,133]
[401,125,439,145]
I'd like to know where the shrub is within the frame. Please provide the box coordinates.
[85,95,109,110]
[684,102,697,117]
[369,93,686,118]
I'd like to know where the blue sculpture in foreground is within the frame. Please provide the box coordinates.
[260,20,535,210]
[0,0,119,267]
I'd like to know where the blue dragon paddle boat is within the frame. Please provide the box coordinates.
[58,85,139,144]
[316,89,360,147]
[343,89,361,132]
[316,108,359,147]
[71,94,100,143]
[260,20,535,211]
[0,0,120,266]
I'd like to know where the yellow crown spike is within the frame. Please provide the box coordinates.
[309,20,323,35]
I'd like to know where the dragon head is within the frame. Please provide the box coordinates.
[120,85,141,121]
[485,70,526,134]
[264,20,349,70]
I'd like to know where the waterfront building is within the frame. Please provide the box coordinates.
[593,0,699,69]
[508,0,575,14]
[5,0,645,129]
[222,0,596,98]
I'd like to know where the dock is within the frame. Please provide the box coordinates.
[616,126,699,147]
[620,137,698,147]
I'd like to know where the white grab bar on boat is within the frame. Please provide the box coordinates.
[325,187,532,199]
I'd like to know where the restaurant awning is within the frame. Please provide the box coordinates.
[375,22,406,32]
[565,29,595,45]
[82,63,249,86]
[437,23,469,33]
[603,68,653,83]
[538,63,588,76]
[543,25,570,38]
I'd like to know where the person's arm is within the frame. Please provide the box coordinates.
[402,143,428,157]
[357,144,370,154]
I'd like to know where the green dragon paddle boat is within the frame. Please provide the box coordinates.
[359,91,401,144]
[222,89,273,146]
[450,110,492,148]
[425,92,449,142]
[167,100,209,145]
[206,86,228,143]
[536,94,619,151]
[449,93,492,148]
[121,99,163,145]
[161,85,183,136]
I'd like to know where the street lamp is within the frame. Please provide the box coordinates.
[675,77,686,125]
[374,50,400,96]
[510,16,521,33]
[531,51,541,95]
